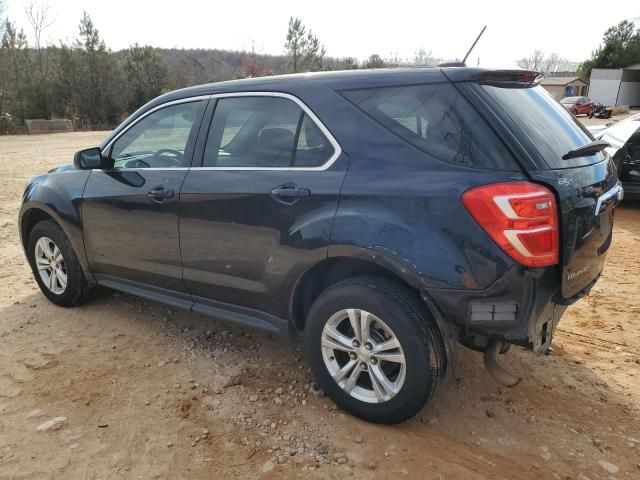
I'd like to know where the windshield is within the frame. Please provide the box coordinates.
[560,97,579,105]
[480,85,603,169]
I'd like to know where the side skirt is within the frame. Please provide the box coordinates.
[95,274,288,335]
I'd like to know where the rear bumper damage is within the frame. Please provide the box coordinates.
[426,265,593,355]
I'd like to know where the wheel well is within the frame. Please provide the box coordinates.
[21,208,55,249]
[290,257,421,332]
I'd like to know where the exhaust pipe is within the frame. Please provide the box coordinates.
[483,340,522,387]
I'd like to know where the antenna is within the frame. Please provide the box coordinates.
[462,25,487,65]
[439,25,487,68]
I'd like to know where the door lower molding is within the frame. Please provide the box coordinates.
[94,274,288,335]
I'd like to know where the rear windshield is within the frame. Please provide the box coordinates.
[341,83,519,171]
[481,85,604,169]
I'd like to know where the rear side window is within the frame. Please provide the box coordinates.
[342,83,518,170]
[480,85,603,169]
[203,96,335,168]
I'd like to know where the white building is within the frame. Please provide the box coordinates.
[588,64,640,107]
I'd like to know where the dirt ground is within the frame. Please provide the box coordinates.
[0,126,639,480]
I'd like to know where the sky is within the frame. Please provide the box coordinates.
[4,0,639,68]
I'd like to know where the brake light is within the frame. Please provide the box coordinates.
[462,182,559,267]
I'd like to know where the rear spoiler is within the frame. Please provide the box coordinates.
[442,69,544,88]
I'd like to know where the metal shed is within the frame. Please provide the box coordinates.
[588,64,640,107]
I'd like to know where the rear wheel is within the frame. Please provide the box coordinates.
[27,220,95,307]
[304,277,446,424]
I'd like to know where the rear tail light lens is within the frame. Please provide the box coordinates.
[462,182,559,267]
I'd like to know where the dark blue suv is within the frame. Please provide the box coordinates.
[19,68,622,423]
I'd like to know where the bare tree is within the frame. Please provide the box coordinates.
[25,1,53,53]
[241,43,270,78]
[25,1,54,114]
[517,50,578,74]
[516,50,546,71]
[413,48,434,66]
[0,0,6,37]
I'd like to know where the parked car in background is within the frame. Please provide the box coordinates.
[590,113,640,199]
[560,96,596,116]
[19,68,621,424]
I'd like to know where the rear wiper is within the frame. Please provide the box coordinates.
[562,140,609,160]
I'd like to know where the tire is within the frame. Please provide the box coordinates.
[304,276,446,424]
[27,220,95,307]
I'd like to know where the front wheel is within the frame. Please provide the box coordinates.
[304,277,446,424]
[27,220,95,307]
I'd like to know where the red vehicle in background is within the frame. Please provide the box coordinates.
[560,96,596,116]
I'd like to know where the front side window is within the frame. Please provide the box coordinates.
[110,101,204,169]
[203,96,334,168]
[342,83,516,170]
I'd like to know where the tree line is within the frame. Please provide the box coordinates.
[0,8,172,131]
[517,20,640,77]
[0,8,426,133]
[2,1,636,133]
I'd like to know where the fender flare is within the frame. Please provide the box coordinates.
[20,199,94,285]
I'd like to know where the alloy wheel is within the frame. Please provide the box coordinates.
[34,236,67,295]
[321,309,406,403]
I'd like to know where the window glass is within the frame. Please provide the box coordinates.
[342,83,517,170]
[110,101,203,169]
[481,85,603,168]
[294,114,335,167]
[203,96,334,168]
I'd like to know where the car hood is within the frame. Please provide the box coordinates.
[47,164,76,173]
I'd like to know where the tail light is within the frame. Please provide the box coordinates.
[462,182,559,267]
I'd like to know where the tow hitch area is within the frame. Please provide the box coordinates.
[483,340,522,387]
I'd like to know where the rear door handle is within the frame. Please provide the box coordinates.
[271,186,311,199]
[147,186,175,203]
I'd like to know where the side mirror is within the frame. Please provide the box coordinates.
[74,147,103,170]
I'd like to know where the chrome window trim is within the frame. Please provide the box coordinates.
[103,95,211,154]
[101,91,342,172]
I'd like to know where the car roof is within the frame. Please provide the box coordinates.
[100,67,541,150]
[151,67,536,104]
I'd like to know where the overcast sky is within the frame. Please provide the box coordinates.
[5,0,639,67]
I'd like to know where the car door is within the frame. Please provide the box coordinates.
[179,93,347,320]
[82,97,208,296]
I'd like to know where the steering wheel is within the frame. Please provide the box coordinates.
[153,148,184,167]
[123,158,150,168]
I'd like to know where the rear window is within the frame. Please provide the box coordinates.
[342,83,518,171]
[481,85,604,169]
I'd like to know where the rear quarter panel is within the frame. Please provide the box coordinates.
[326,98,527,293]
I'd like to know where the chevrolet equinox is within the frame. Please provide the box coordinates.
[19,68,622,423]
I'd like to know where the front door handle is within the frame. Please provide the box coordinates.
[147,186,175,203]
[270,185,311,205]
[271,186,311,198]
